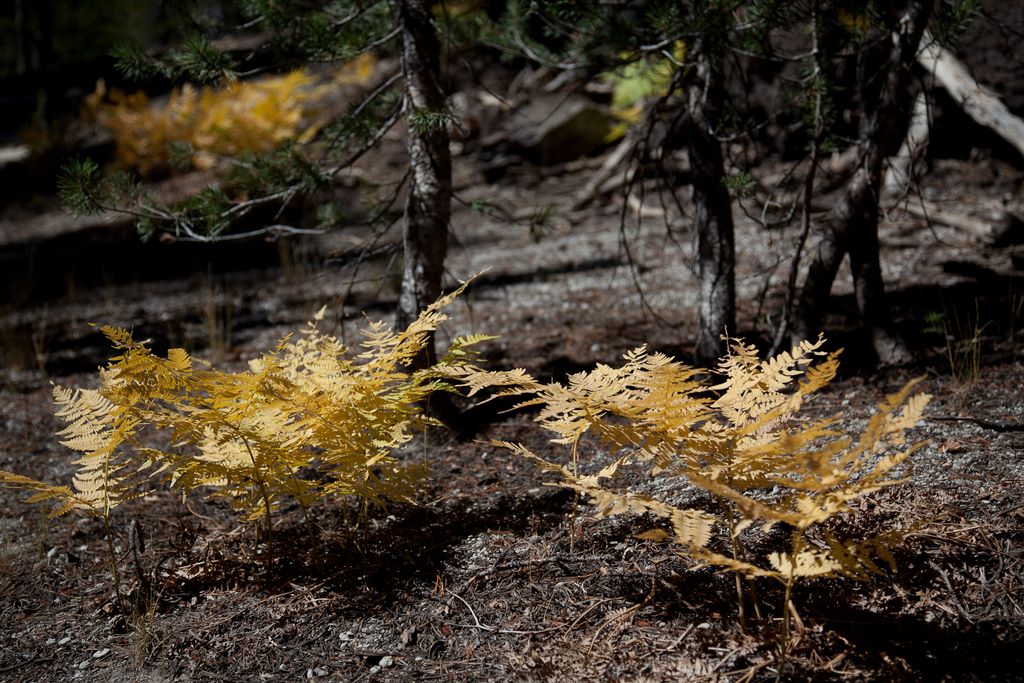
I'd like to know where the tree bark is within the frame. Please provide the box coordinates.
[395,0,452,369]
[688,48,736,367]
[883,91,930,200]
[793,0,934,363]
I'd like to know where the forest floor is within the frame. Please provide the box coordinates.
[1,118,1024,681]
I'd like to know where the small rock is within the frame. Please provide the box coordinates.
[369,665,381,675]
[92,648,110,659]
[506,94,616,165]
[59,636,72,645]
[379,655,394,668]
[78,660,90,670]
[313,667,328,677]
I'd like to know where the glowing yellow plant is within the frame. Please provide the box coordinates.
[87,69,333,173]
[1,284,483,534]
[448,337,930,626]
[600,42,686,141]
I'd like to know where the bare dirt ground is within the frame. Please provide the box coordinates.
[1,129,1024,681]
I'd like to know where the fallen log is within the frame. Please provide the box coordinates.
[918,30,1024,159]
[896,199,986,235]
[894,199,1024,246]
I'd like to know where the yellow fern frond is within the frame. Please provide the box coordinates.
[669,508,717,550]
[0,471,85,517]
[711,335,826,427]
[691,546,779,579]
[768,548,841,578]
[166,348,192,372]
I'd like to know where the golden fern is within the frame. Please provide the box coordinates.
[451,337,930,594]
[2,282,483,541]
[0,472,81,518]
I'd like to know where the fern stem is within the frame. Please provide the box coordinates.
[776,575,795,683]
[102,516,128,617]
[299,502,318,566]
[732,561,747,634]
[96,421,128,616]
[725,504,748,635]
[250,473,274,559]
[569,440,579,554]
[776,530,801,683]
[749,574,764,622]
[236,432,274,562]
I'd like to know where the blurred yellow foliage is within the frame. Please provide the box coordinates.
[837,8,870,35]
[332,53,377,86]
[601,42,686,143]
[88,69,338,173]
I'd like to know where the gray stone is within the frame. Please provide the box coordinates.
[506,94,616,165]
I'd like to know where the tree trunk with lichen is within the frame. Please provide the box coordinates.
[395,0,451,370]
[688,46,736,367]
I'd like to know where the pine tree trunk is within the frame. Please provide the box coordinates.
[883,91,930,199]
[395,0,452,370]
[688,48,736,367]
[793,0,933,363]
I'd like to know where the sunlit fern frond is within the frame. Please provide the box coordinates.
[52,381,151,516]
[53,386,118,451]
[0,471,84,517]
[443,333,498,362]
[711,335,826,428]
[770,529,906,581]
